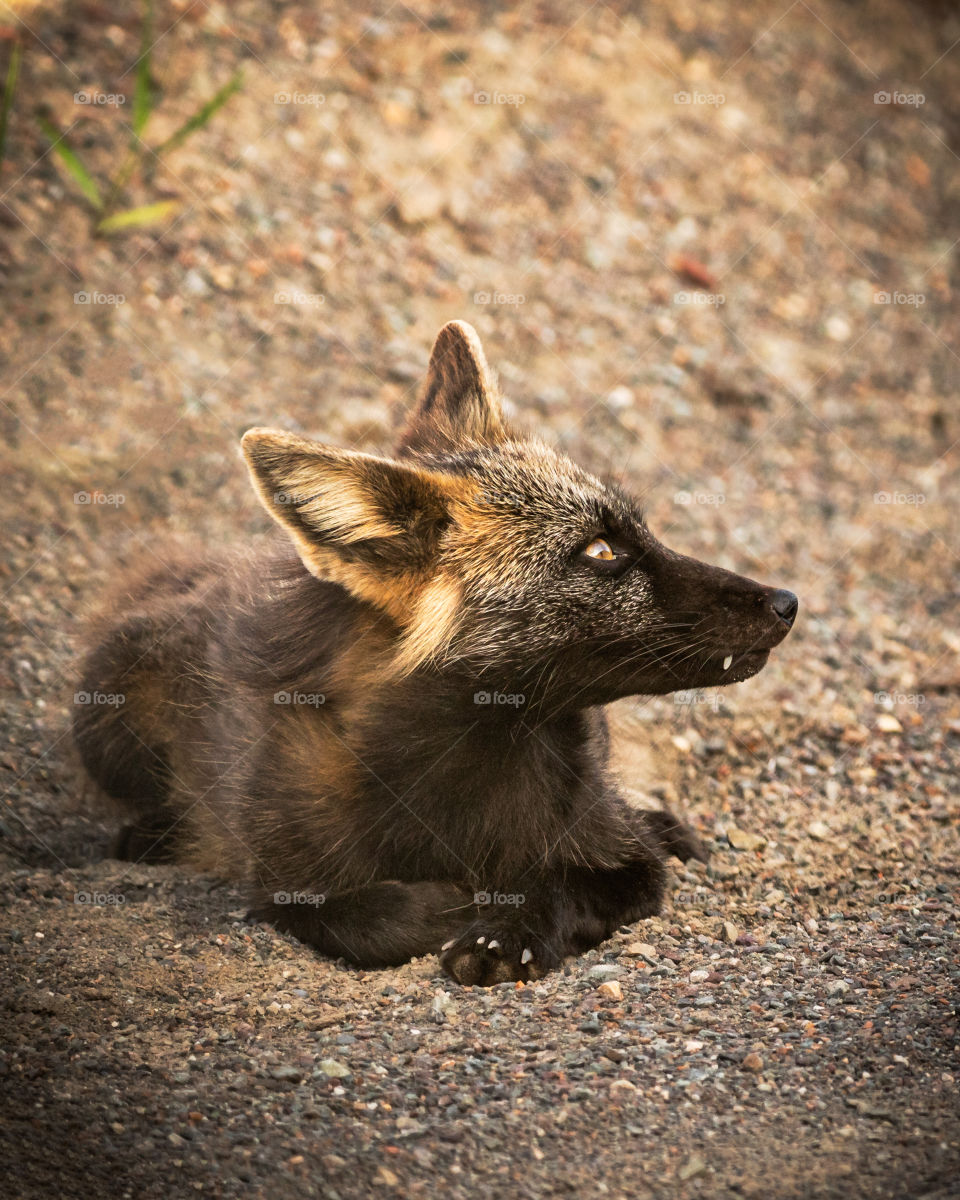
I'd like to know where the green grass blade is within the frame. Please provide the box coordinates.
[0,39,23,167]
[97,198,180,233]
[37,114,102,209]
[154,69,242,157]
[132,0,154,138]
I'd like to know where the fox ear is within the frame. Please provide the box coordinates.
[241,428,461,618]
[398,320,505,454]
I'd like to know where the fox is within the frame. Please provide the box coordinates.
[73,320,798,986]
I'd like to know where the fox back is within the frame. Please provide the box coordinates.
[74,321,797,985]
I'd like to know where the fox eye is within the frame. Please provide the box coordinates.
[577,534,635,576]
[584,538,615,561]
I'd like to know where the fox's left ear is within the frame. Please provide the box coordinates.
[242,428,468,670]
[241,426,463,603]
[397,320,505,455]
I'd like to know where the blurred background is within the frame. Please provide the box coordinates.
[1,0,957,796]
[0,3,958,1195]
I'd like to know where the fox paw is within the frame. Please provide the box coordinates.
[644,808,711,864]
[440,924,559,987]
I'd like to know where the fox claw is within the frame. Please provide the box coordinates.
[440,925,556,986]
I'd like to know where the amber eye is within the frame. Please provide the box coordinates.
[583,537,615,561]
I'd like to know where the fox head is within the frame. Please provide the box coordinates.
[242,321,797,710]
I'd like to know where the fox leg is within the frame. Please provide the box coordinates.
[440,840,673,986]
[113,813,182,863]
[441,810,709,987]
[631,806,711,865]
[250,880,476,967]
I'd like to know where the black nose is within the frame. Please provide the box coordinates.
[769,589,799,627]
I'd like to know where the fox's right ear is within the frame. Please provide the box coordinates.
[397,320,506,455]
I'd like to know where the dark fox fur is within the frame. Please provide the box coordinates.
[74,321,798,986]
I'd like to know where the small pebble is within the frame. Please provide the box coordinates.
[609,1078,638,1095]
[679,1154,708,1181]
[727,827,767,852]
[586,964,622,981]
[622,942,658,962]
[318,1060,350,1078]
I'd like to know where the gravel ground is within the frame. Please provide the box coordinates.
[1,2,958,1197]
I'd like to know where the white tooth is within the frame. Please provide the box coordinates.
[723,655,733,671]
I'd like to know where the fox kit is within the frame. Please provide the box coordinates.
[74,321,797,985]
